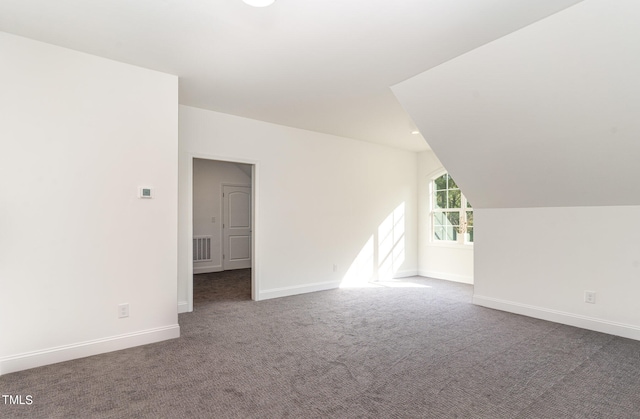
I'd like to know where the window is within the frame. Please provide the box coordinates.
[432,173,473,244]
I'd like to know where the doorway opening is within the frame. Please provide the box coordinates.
[193,269,252,306]
[191,157,256,307]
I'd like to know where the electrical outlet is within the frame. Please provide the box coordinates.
[584,291,596,304]
[333,264,338,272]
[118,303,130,318]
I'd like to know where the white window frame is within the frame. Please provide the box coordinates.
[430,172,473,246]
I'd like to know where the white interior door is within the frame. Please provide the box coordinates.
[223,185,252,270]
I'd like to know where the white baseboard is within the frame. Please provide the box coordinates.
[393,270,418,278]
[419,270,473,284]
[193,265,223,274]
[178,301,190,313]
[473,295,640,341]
[258,280,341,301]
[0,325,180,376]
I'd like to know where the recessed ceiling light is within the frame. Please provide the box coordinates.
[411,130,420,135]
[242,0,275,7]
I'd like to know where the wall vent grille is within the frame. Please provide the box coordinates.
[193,236,212,262]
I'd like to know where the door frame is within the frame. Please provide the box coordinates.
[187,153,259,311]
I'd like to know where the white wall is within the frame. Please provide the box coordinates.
[474,206,640,340]
[178,105,417,308]
[0,32,179,375]
[192,159,251,273]
[417,151,473,284]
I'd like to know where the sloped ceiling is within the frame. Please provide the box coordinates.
[0,0,582,151]
[393,0,640,208]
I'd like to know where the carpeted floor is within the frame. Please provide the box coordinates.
[2,271,640,418]
[193,269,252,305]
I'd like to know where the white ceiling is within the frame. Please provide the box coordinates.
[394,0,640,208]
[0,0,582,151]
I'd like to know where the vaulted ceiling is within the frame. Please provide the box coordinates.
[393,0,640,208]
[0,0,582,151]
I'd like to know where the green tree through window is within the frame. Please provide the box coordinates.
[432,173,473,243]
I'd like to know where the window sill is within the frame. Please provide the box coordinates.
[428,241,474,249]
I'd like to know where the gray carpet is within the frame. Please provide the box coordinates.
[2,272,640,418]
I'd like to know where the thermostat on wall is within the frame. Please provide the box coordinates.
[139,187,153,199]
